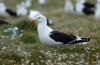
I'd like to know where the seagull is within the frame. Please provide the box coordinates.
[0,2,18,17]
[75,0,95,15]
[29,10,53,25]
[16,0,32,16]
[16,3,28,16]
[28,11,90,45]
[95,0,100,21]
[64,0,75,14]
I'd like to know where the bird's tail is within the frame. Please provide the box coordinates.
[69,36,91,44]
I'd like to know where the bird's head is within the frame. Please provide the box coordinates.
[28,10,49,25]
[0,2,6,10]
[0,2,5,7]
[32,15,47,24]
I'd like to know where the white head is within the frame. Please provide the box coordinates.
[77,0,86,3]
[29,10,42,18]
[0,2,6,10]
[28,10,42,21]
[0,2,5,7]
[28,10,47,24]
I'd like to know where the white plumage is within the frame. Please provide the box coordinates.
[29,13,62,45]
[28,11,90,45]
[29,10,42,17]
[16,4,28,16]
[64,0,75,14]
[38,0,47,5]
[75,0,86,15]
[95,0,100,21]
[38,22,60,45]
[16,0,32,16]
[0,2,18,17]
[29,10,53,25]
[0,2,6,9]
[0,2,9,17]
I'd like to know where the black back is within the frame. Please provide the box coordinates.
[83,7,94,15]
[50,31,76,44]
[83,2,95,15]
[84,2,95,8]
[6,8,18,17]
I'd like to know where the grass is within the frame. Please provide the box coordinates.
[0,0,100,65]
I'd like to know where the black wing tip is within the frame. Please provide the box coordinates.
[68,37,91,44]
[81,37,91,42]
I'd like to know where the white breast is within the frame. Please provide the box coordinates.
[37,24,62,45]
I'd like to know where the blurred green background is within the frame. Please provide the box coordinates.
[0,0,100,65]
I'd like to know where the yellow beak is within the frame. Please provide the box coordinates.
[31,20,37,24]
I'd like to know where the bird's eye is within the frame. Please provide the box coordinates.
[38,17,41,18]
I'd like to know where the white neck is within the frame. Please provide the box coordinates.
[37,23,53,43]
[38,23,53,34]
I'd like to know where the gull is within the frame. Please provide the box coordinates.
[16,0,32,16]
[64,0,75,14]
[0,2,18,17]
[75,0,95,15]
[28,11,90,45]
[95,0,100,21]
[16,3,28,16]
